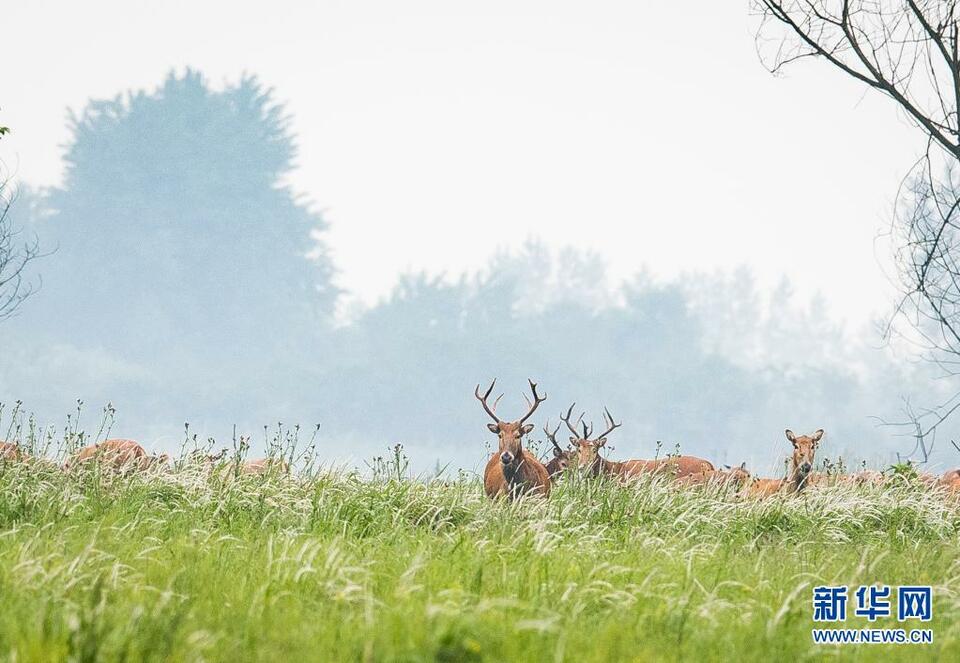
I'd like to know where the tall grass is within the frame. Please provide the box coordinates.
[0,420,958,660]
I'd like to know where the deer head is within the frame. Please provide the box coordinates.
[476,378,546,467]
[568,405,622,472]
[543,420,574,473]
[785,428,823,482]
[722,461,752,487]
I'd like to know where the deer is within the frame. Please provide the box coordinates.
[235,458,291,475]
[569,406,715,480]
[836,469,886,487]
[676,462,752,490]
[542,421,575,478]
[939,468,960,493]
[746,428,823,498]
[63,438,166,472]
[566,405,639,479]
[478,378,551,499]
[0,441,27,462]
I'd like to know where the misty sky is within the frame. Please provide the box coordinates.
[3,0,923,323]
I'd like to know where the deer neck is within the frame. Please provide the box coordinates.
[788,463,810,493]
[502,450,532,485]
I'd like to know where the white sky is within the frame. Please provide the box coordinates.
[2,0,923,324]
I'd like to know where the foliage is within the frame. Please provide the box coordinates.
[26,69,336,359]
[0,442,957,661]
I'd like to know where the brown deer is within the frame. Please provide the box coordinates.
[567,405,631,478]
[542,421,575,478]
[478,379,550,499]
[236,458,291,475]
[837,469,886,487]
[940,468,960,492]
[0,441,27,461]
[570,406,715,480]
[746,428,823,497]
[676,462,751,490]
[64,438,151,471]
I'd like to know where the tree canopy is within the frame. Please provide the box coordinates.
[36,69,336,357]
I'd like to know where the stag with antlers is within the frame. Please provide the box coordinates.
[477,378,551,499]
[566,405,646,479]
[542,419,575,479]
[569,406,714,480]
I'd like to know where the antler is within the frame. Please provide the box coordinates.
[518,379,546,424]
[475,379,502,424]
[560,403,584,437]
[582,419,594,439]
[543,421,563,454]
[596,407,622,440]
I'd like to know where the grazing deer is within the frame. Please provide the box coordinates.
[837,469,885,487]
[478,379,551,499]
[917,471,940,488]
[236,458,291,475]
[186,448,228,467]
[64,438,149,471]
[0,441,26,461]
[677,462,751,490]
[746,428,823,497]
[542,421,575,478]
[940,469,960,492]
[138,453,172,472]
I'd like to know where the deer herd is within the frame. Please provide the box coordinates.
[2,377,960,501]
[477,378,960,500]
[0,437,286,475]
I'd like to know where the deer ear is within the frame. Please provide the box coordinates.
[785,429,797,444]
[597,438,607,448]
[569,437,578,445]
[520,423,534,435]
[740,461,747,470]
[812,429,824,443]
[487,423,500,434]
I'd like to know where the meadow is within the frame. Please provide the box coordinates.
[0,425,958,662]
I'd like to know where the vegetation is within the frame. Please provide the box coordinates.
[0,424,957,661]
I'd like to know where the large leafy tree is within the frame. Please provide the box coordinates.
[35,70,336,359]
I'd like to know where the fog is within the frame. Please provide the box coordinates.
[0,71,956,476]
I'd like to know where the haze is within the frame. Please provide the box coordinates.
[4,0,917,320]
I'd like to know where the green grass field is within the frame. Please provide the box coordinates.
[0,442,958,662]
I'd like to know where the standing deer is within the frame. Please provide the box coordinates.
[478,379,550,499]
[542,421,574,478]
[569,406,714,480]
[746,428,823,497]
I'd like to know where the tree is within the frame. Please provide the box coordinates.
[1,107,40,319]
[32,69,337,358]
[0,175,40,320]
[754,2,960,453]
